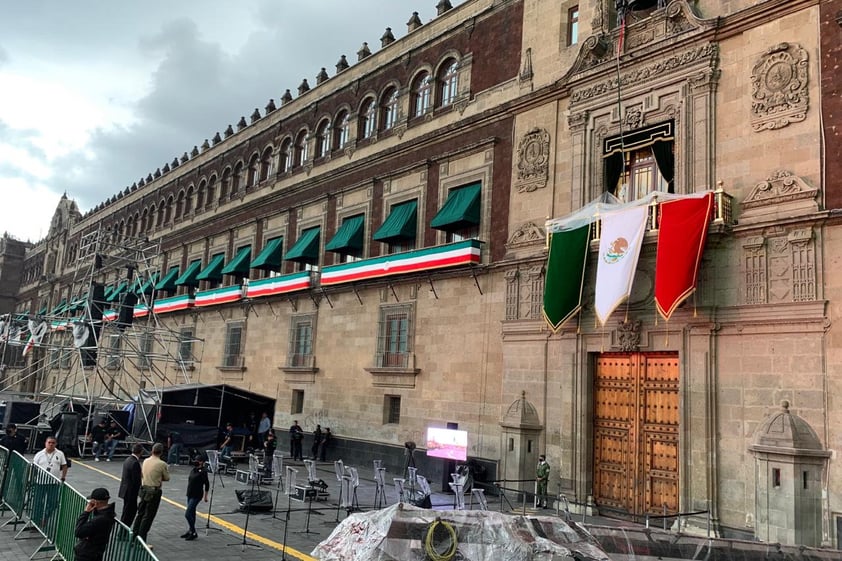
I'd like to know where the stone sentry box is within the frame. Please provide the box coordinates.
[748,401,831,547]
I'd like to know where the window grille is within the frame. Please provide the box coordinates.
[223,321,244,367]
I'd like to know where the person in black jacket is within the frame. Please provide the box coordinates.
[74,487,116,561]
[0,423,28,456]
[118,444,143,525]
[181,455,209,541]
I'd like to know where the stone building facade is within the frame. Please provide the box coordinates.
[4,0,842,546]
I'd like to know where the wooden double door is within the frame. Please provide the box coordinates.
[593,352,679,516]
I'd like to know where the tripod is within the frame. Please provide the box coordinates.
[297,460,320,535]
[203,450,224,536]
[227,454,262,551]
[270,453,286,520]
[333,460,345,522]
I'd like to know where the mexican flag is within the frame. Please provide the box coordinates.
[655,192,714,320]
[594,205,648,326]
[542,224,591,332]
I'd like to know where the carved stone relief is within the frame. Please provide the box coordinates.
[750,43,809,132]
[504,264,546,321]
[740,170,820,226]
[515,128,550,192]
[740,227,817,305]
[506,222,546,249]
[614,318,642,352]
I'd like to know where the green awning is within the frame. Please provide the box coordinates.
[325,215,364,253]
[103,285,115,300]
[250,237,283,271]
[139,272,159,295]
[285,227,321,263]
[196,254,226,282]
[175,260,203,287]
[51,299,67,315]
[373,200,417,242]
[106,282,127,302]
[37,306,48,316]
[155,267,180,292]
[430,182,481,231]
[221,246,252,276]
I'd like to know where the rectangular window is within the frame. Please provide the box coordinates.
[223,321,244,368]
[138,332,153,370]
[376,303,414,368]
[384,395,401,424]
[106,333,121,370]
[291,389,304,415]
[287,314,315,367]
[567,7,579,46]
[178,327,195,367]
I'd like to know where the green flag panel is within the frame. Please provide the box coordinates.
[542,224,591,333]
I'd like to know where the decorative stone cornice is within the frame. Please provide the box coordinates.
[571,44,718,103]
[743,170,818,210]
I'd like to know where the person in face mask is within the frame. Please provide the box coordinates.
[181,455,209,541]
[536,454,550,508]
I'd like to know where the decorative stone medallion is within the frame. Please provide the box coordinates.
[515,128,550,193]
[751,43,809,132]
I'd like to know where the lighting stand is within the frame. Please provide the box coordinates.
[227,454,262,551]
[280,467,296,561]
[203,450,224,536]
[373,462,387,509]
[333,460,345,522]
[271,453,286,520]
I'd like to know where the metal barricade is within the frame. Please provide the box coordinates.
[2,451,30,523]
[52,482,88,560]
[29,463,64,540]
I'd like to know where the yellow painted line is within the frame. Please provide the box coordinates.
[76,460,317,561]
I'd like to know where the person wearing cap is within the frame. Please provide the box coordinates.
[74,487,116,561]
[181,454,209,541]
[131,442,170,544]
[0,423,28,456]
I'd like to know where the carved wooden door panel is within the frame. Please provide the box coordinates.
[593,353,679,516]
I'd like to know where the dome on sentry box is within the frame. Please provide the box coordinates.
[748,400,830,457]
[501,391,542,430]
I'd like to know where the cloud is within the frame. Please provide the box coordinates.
[0,45,8,66]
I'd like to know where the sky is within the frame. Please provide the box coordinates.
[0,1,466,243]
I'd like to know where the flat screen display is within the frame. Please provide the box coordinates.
[425,427,468,461]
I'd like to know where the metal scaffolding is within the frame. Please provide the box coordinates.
[0,227,203,441]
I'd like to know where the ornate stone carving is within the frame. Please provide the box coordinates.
[615,319,642,352]
[567,111,589,132]
[520,47,534,83]
[515,128,550,192]
[623,107,643,130]
[506,222,545,249]
[743,170,819,209]
[751,43,809,132]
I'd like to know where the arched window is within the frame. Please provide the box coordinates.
[141,209,149,233]
[358,98,376,140]
[380,87,399,131]
[176,191,185,219]
[259,147,273,181]
[132,212,140,236]
[280,138,293,172]
[126,216,135,238]
[294,130,308,167]
[220,168,231,201]
[185,185,194,214]
[149,204,157,228]
[438,59,459,107]
[334,111,350,150]
[196,180,206,209]
[247,154,260,187]
[412,72,432,117]
[156,202,165,227]
[206,175,217,208]
[315,119,331,158]
[231,162,244,195]
[165,196,173,224]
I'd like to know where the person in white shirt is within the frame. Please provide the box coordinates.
[33,436,68,482]
[31,436,68,528]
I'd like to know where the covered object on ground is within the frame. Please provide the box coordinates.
[141,383,275,451]
[312,503,611,561]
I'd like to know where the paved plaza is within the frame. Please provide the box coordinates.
[1,453,548,561]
